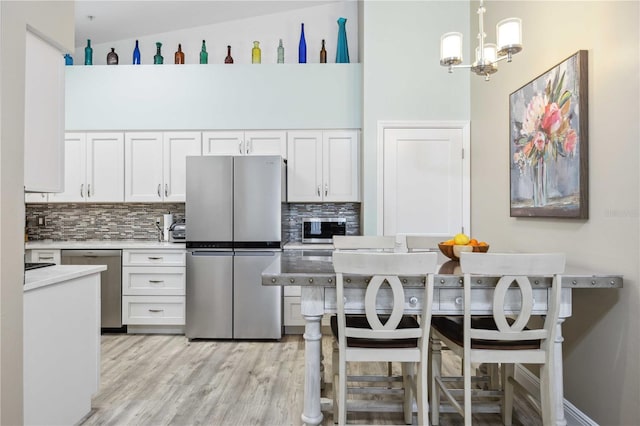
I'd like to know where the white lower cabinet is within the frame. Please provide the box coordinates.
[25,249,61,265]
[283,283,330,333]
[122,249,185,328]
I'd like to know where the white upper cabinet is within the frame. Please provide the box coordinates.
[202,130,286,158]
[24,31,65,193]
[287,130,359,202]
[49,133,124,203]
[125,132,201,202]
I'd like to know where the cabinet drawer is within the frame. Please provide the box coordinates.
[123,250,185,266]
[122,296,185,325]
[325,287,424,313]
[26,249,61,265]
[122,266,185,295]
[283,285,301,297]
[284,296,305,326]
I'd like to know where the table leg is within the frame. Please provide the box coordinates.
[302,313,324,426]
[553,318,567,426]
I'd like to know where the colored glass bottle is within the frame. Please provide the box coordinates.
[320,39,327,63]
[225,45,234,64]
[200,40,208,64]
[154,42,164,64]
[298,23,307,63]
[252,41,261,64]
[277,39,285,64]
[84,39,93,65]
[64,54,73,66]
[107,48,118,65]
[336,17,350,63]
[175,43,184,64]
[133,40,141,64]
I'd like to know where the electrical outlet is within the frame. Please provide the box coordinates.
[37,216,46,227]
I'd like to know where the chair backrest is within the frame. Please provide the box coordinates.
[406,235,448,251]
[459,252,565,350]
[333,235,396,251]
[332,251,438,347]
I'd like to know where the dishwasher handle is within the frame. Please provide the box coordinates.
[61,249,122,257]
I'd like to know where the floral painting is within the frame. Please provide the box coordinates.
[510,50,589,218]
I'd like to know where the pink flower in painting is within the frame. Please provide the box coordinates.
[564,129,577,155]
[532,131,546,152]
[521,93,547,135]
[541,102,562,134]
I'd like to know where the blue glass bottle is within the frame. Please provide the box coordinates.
[64,54,73,66]
[298,23,307,63]
[133,40,141,64]
[336,17,350,63]
[84,39,93,65]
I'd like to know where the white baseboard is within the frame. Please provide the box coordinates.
[514,364,599,426]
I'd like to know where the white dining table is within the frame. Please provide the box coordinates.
[262,250,623,426]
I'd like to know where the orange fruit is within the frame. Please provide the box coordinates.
[479,241,488,246]
[468,239,478,246]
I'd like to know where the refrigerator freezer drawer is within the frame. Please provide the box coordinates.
[186,251,233,339]
[233,251,282,339]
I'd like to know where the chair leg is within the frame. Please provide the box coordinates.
[463,352,472,426]
[502,363,515,426]
[539,363,556,425]
[338,355,347,425]
[430,337,441,425]
[417,360,429,426]
[402,362,414,425]
[332,347,339,423]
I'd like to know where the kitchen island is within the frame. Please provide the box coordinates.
[24,265,105,426]
[262,250,624,426]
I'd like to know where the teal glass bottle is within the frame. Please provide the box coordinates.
[336,17,350,63]
[64,54,73,66]
[200,40,208,64]
[133,40,141,64]
[298,23,307,63]
[84,39,93,65]
[154,42,164,64]
[277,39,284,64]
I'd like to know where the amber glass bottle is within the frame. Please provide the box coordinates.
[175,44,185,64]
[320,40,327,63]
[225,45,234,64]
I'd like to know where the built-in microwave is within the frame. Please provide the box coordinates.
[302,218,347,243]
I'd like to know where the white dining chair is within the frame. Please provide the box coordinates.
[429,252,565,426]
[332,250,438,425]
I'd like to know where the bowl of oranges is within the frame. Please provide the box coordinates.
[438,233,489,261]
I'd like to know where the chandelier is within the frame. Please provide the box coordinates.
[440,0,522,81]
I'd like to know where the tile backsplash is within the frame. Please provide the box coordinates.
[25,202,360,242]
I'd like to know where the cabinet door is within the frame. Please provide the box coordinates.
[48,133,86,203]
[245,131,287,158]
[124,133,163,202]
[25,193,48,204]
[86,133,124,202]
[286,131,323,202]
[163,132,202,202]
[202,131,244,156]
[323,130,360,202]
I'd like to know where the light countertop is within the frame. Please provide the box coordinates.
[24,265,107,292]
[26,240,186,250]
[283,242,334,250]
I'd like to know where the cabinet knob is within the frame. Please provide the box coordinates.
[157,184,161,198]
[164,184,168,197]
[80,183,84,198]
[324,183,328,197]
[409,296,418,306]
[317,186,321,197]
[87,184,92,197]
[239,141,243,154]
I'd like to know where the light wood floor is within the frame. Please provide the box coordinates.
[80,333,542,426]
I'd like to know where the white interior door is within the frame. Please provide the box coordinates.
[379,122,469,238]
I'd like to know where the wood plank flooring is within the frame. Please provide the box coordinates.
[80,333,542,426]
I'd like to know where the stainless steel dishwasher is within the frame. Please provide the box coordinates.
[61,249,123,330]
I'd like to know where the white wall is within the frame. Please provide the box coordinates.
[360,1,471,235]
[0,2,74,423]
[74,2,358,65]
[470,1,639,423]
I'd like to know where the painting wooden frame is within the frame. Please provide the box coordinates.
[509,50,588,218]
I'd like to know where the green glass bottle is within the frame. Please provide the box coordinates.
[84,39,93,65]
[251,41,261,64]
[154,42,164,64]
[200,40,208,64]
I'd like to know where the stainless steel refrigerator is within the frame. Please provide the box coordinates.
[185,155,283,340]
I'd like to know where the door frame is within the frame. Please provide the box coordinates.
[376,120,471,236]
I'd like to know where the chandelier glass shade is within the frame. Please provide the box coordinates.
[440,1,522,80]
